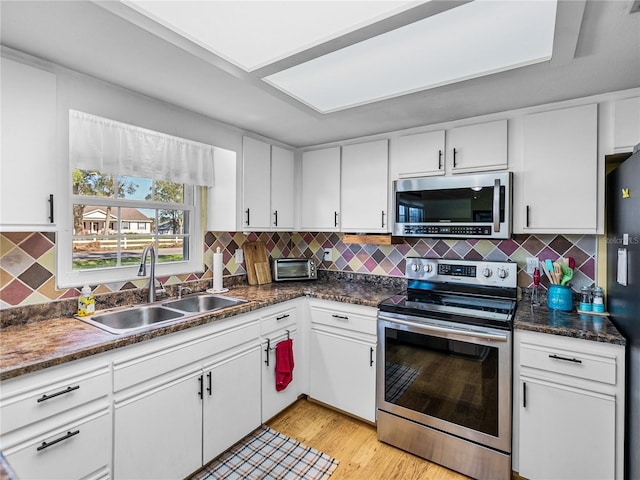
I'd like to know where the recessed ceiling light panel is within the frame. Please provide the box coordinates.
[264,0,558,113]
[123,0,420,71]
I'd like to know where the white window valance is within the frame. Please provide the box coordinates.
[69,110,215,187]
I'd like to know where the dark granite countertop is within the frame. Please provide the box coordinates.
[514,293,626,346]
[2,281,627,382]
[0,280,399,381]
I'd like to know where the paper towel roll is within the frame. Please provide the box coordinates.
[213,247,223,292]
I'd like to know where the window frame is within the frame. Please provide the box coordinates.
[57,178,203,289]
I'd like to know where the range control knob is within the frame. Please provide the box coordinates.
[411,263,421,272]
[482,268,493,278]
[424,264,433,273]
[497,267,508,279]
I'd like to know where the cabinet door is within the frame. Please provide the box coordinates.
[301,147,341,231]
[448,120,508,173]
[396,131,445,178]
[202,346,261,462]
[519,377,615,480]
[1,58,57,229]
[114,370,203,480]
[614,96,640,151]
[242,136,271,230]
[309,329,376,422]
[271,146,295,230]
[521,104,598,232]
[341,139,389,233]
[262,329,300,422]
[207,147,238,232]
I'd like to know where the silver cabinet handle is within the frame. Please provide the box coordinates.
[245,208,250,226]
[332,314,349,320]
[381,211,386,228]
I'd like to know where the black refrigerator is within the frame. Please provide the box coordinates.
[606,145,640,480]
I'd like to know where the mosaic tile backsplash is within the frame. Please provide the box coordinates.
[0,231,596,308]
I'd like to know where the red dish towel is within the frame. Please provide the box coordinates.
[275,338,294,392]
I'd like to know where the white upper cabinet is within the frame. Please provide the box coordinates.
[613,96,640,151]
[242,137,272,230]
[448,119,508,173]
[341,139,389,232]
[242,137,295,231]
[519,104,598,233]
[207,148,238,232]
[396,130,445,178]
[1,57,57,230]
[301,147,341,231]
[270,145,295,230]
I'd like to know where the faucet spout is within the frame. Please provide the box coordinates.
[138,245,157,303]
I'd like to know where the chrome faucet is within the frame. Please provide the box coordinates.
[177,285,193,299]
[138,245,159,303]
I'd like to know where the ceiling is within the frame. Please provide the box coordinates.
[1,1,639,148]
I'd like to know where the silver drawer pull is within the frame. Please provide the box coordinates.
[549,354,582,364]
[37,430,79,451]
[276,314,290,321]
[37,385,80,403]
[332,314,349,320]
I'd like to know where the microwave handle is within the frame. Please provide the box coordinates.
[493,178,501,233]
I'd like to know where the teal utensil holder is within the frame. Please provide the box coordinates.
[548,285,573,311]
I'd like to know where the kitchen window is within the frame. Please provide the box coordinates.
[70,171,193,271]
[57,111,214,288]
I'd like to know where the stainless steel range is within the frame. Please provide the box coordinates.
[377,258,518,480]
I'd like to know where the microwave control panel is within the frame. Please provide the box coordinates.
[402,225,492,236]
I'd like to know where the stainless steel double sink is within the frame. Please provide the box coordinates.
[77,294,247,334]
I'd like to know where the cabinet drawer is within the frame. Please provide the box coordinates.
[520,343,617,385]
[0,366,110,434]
[3,408,111,480]
[261,306,297,336]
[310,305,376,336]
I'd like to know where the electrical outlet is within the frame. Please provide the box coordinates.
[526,257,539,275]
[323,248,332,261]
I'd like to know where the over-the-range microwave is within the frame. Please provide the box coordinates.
[393,172,512,239]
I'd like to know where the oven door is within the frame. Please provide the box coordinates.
[377,311,512,453]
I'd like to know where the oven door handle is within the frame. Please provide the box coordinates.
[378,315,509,342]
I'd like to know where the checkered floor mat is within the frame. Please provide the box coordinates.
[192,425,339,480]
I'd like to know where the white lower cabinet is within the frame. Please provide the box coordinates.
[0,357,112,480]
[112,315,262,479]
[260,303,301,422]
[515,330,625,480]
[114,369,203,479]
[202,346,262,461]
[519,377,615,480]
[308,300,377,423]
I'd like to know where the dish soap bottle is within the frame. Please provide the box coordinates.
[77,285,95,317]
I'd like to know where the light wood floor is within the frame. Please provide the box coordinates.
[267,398,470,480]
